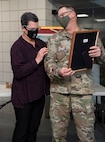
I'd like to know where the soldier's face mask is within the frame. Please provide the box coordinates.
[24,26,38,39]
[57,15,71,29]
[57,10,72,29]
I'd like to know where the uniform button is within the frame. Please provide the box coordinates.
[76,74,81,78]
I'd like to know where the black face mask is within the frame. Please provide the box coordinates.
[27,28,38,40]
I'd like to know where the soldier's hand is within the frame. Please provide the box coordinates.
[88,46,101,57]
[59,67,75,77]
[35,47,48,64]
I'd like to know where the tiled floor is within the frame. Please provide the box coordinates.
[0,111,105,142]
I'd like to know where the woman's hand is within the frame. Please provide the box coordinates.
[35,47,48,64]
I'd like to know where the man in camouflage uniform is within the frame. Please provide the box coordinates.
[44,4,105,142]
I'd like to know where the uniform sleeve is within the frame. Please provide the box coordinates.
[44,38,63,81]
[94,38,105,64]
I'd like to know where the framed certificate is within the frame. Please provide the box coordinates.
[68,29,99,71]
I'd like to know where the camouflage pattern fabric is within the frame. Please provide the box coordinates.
[44,29,105,142]
[44,30,105,95]
[50,93,95,142]
[95,38,105,64]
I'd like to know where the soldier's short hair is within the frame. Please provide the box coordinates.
[57,4,76,13]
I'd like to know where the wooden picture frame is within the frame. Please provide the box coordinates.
[68,29,100,72]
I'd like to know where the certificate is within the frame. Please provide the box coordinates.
[68,29,99,71]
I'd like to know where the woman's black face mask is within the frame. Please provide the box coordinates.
[27,28,38,40]
[24,26,38,39]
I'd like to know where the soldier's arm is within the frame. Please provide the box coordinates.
[44,38,63,81]
[94,38,105,64]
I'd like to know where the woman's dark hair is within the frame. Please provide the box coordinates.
[21,12,38,26]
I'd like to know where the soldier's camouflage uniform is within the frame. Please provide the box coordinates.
[44,29,105,142]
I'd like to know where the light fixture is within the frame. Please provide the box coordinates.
[95,19,105,22]
[77,14,89,18]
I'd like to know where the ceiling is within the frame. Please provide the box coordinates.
[48,0,105,20]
